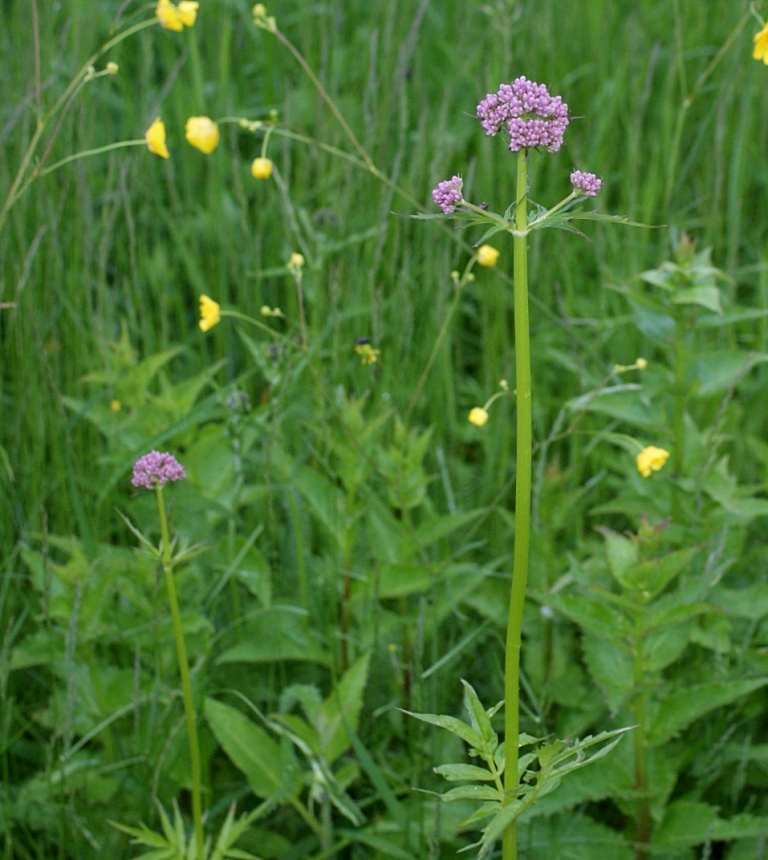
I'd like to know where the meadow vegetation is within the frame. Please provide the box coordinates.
[3,1,768,858]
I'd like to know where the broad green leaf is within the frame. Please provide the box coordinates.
[318,653,370,763]
[622,546,698,599]
[598,527,638,589]
[216,607,330,666]
[549,594,632,644]
[670,284,722,313]
[204,698,297,801]
[440,784,501,803]
[581,632,633,712]
[654,800,719,847]
[648,679,768,746]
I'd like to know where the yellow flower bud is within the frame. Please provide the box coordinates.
[468,407,489,427]
[288,252,305,268]
[145,118,170,159]
[106,61,119,75]
[185,116,220,154]
[477,245,500,267]
[636,357,648,370]
[251,157,273,179]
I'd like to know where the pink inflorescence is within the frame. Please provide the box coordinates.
[131,451,186,490]
[432,175,464,214]
[570,170,602,197]
[476,76,569,153]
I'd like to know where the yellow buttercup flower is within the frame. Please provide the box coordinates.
[251,157,273,179]
[177,1,199,26]
[156,0,183,31]
[354,340,380,365]
[636,446,670,478]
[754,22,768,63]
[468,407,489,427]
[145,118,170,159]
[199,295,221,332]
[110,399,122,412]
[477,245,500,267]
[185,116,220,154]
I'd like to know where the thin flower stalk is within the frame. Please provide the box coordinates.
[502,149,532,860]
[154,484,205,860]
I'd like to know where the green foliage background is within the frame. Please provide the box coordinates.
[2,1,768,858]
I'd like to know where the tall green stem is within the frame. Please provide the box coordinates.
[503,150,533,860]
[156,487,205,860]
[632,614,650,860]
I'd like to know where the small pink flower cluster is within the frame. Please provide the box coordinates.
[476,76,569,153]
[432,175,464,214]
[131,451,186,489]
[570,170,602,197]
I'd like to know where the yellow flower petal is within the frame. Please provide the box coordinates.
[468,407,489,427]
[477,245,500,267]
[251,156,273,179]
[177,0,199,27]
[754,23,768,63]
[156,0,183,31]
[636,446,670,478]
[185,116,219,154]
[145,118,170,159]
[199,294,221,331]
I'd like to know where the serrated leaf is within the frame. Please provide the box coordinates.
[648,679,768,746]
[440,784,501,803]
[461,679,498,753]
[433,763,496,782]
[402,710,483,749]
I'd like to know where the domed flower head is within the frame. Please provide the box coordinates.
[251,157,273,179]
[185,116,220,154]
[432,175,463,214]
[477,76,569,153]
[570,170,602,197]
[468,407,489,427]
[145,118,170,158]
[477,244,500,267]
[636,446,670,478]
[754,22,768,63]
[199,295,221,331]
[132,451,186,490]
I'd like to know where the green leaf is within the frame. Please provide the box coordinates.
[648,678,768,746]
[318,653,370,763]
[216,607,330,666]
[204,698,298,801]
[433,763,497,782]
[402,709,483,750]
[670,284,722,313]
[461,679,499,754]
[654,800,719,847]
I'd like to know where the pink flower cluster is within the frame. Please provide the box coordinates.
[476,76,569,153]
[432,175,464,214]
[131,451,186,490]
[570,170,602,197]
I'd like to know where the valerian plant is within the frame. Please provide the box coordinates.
[413,76,652,860]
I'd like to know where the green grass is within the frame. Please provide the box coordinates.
[3,1,768,858]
